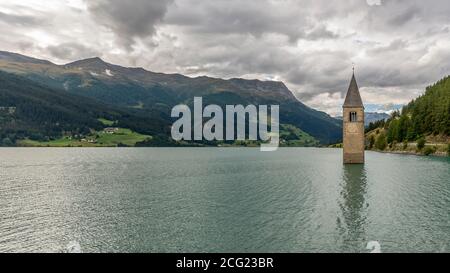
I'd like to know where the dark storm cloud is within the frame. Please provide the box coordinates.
[157,0,450,115]
[304,25,340,40]
[165,0,341,42]
[387,6,419,26]
[364,0,450,32]
[85,0,174,50]
[0,11,44,26]
[47,42,101,61]
[365,1,421,29]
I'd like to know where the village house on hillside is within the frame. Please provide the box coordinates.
[104,127,119,134]
[80,138,97,143]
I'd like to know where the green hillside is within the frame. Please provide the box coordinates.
[366,75,450,156]
[0,71,165,146]
[0,51,342,144]
[280,124,320,146]
[367,76,449,141]
[402,76,450,137]
[19,128,151,147]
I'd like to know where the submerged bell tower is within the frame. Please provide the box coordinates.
[343,69,365,164]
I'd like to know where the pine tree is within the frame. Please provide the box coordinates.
[375,133,387,150]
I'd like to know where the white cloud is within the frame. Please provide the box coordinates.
[366,0,382,6]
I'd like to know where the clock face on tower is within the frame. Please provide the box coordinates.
[347,123,358,134]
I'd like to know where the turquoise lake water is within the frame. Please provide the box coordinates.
[0,148,449,253]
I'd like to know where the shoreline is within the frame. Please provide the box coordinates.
[2,145,449,158]
[368,149,448,158]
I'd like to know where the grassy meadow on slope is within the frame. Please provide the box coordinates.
[19,127,151,147]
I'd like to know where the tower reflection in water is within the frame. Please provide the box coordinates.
[337,164,369,252]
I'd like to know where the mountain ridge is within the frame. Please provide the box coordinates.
[0,50,307,99]
[0,51,54,65]
[0,50,343,144]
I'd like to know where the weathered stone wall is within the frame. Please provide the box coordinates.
[343,107,365,164]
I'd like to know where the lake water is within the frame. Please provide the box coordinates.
[0,148,449,253]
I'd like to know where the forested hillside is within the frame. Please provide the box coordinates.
[366,76,450,156]
[0,71,167,146]
[0,71,323,147]
[401,76,450,137]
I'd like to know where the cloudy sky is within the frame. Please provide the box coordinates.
[0,0,449,115]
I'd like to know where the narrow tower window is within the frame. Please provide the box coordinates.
[350,111,357,122]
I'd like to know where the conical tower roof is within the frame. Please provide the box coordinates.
[343,72,363,108]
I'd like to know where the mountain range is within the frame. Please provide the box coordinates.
[0,50,343,146]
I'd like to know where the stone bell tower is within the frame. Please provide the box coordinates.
[343,70,365,164]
